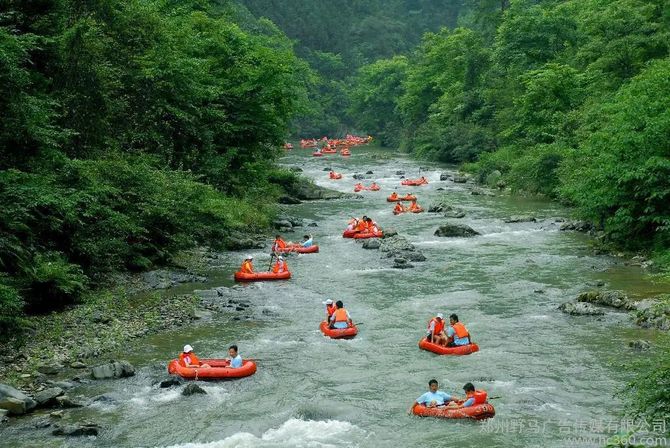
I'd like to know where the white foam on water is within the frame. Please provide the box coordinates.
[162,418,363,448]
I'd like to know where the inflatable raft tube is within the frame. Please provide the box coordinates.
[342,229,359,238]
[418,338,479,356]
[234,271,291,282]
[276,245,319,254]
[167,359,257,379]
[411,403,495,420]
[319,321,358,339]
[353,231,383,239]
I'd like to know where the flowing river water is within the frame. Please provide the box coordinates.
[4,147,669,448]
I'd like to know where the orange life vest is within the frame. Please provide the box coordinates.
[274,239,287,250]
[333,308,349,322]
[451,322,469,339]
[394,203,404,212]
[241,261,254,274]
[390,192,398,199]
[467,390,488,405]
[409,202,420,211]
[273,260,288,273]
[179,352,201,367]
[428,318,445,335]
[326,304,336,317]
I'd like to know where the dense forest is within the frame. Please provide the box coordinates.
[347,0,670,264]
[0,0,310,332]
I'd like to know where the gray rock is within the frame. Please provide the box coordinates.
[379,236,415,253]
[91,361,135,380]
[453,175,467,183]
[34,387,64,407]
[440,173,450,181]
[365,170,374,175]
[55,395,84,408]
[628,340,651,351]
[52,423,100,437]
[182,384,206,396]
[485,170,503,187]
[289,167,303,172]
[393,258,414,269]
[434,224,480,238]
[0,384,37,415]
[278,196,301,205]
[405,252,427,262]
[558,302,605,316]
[37,364,63,375]
[577,291,635,310]
[70,362,87,369]
[223,232,266,250]
[362,239,381,249]
[33,416,52,429]
[444,210,466,219]
[0,397,29,415]
[504,216,537,223]
[470,187,494,196]
[352,173,370,180]
[560,221,594,232]
[158,377,184,388]
[50,410,64,418]
[322,167,331,171]
[273,219,292,230]
[395,170,405,175]
[381,228,398,238]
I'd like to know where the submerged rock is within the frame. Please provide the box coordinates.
[560,221,594,232]
[558,302,604,316]
[34,387,64,408]
[440,173,450,181]
[52,422,100,437]
[504,215,537,223]
[576,291,635,310]
[182,384,206,396]
[362,239,381,249]
[628,340,651,351]
[393,258,414,269]
[434,224,480,238]
[91,361,135,380]
[158,377,184,389]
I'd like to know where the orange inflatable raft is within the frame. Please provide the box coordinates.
[342,229,359,238]
[401,179,428,186]
[353,231,383,239]
[167,359,257,380]
[418,338,479,356]
[329,172,343,180]
[411,403,495,420]
[312,152,323,157]
[320,321,358,339]
[234,271,291,282]
[276,245,319,254]
[387,194,418,202]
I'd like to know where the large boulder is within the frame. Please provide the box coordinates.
[273,219,292,230]
[222,231,266,250]
[576,291,635,310]
[392,258,414,269]
[434,224,480,238]
[405,252,427,262]
[440,173,450,181]
[34,387,64,408]
[91,361,135,380]
[0,384,37,415]
[362,239,381,250]
[379,236,415,253]
[558,302,604,316]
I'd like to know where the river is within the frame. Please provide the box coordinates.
[3,147,668,448]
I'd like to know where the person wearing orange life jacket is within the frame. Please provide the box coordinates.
[272,234,288,253]
[240,255,254,274]
[446,314,471,346]
[419,176,428,184]
[426,313,448,346]
[365,217,380,234]
[329,300,352,329]
[393,202,406,214]
[389,191,399,201]
[409,200,422,212]
[355,216,369,232]
[179,344,211,369]
[346,217,359,231]
[369,182,380,190]
[322,299,336,321]
[445,382,488,409]
[272,255,288,273]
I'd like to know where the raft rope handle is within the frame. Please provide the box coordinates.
[195,368,198,381]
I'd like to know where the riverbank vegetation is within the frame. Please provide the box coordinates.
[347,0,670,271]
[0,0,310,334]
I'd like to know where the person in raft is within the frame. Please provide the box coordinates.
[426,313,448,346]
[322,299,336,321]
[370,182,380,189]
[346,217,359,231]
[393,202,406,214]
[272,234,288,253]
[179,345,211,368]
[445,383,488,409]
[228,345,243,368]
[301,234,313,248]
[240,255,254,274]
[409,200,422,212]
[419,176,428,184]
[389,191,399,200]
[355,216,369,232]
[365,217,380,233]
[409,379,454,412]
[329,300,352,329]
[272,255,289,273]
[446,314,471,347]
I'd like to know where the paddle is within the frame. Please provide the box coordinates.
[267,252,275,272]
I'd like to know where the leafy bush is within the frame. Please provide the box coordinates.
[0,281,25,337]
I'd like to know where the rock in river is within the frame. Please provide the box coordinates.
[434,224,480,238]
[91,361,135,380]
[558,302,604,316]
[0,384,37,415]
